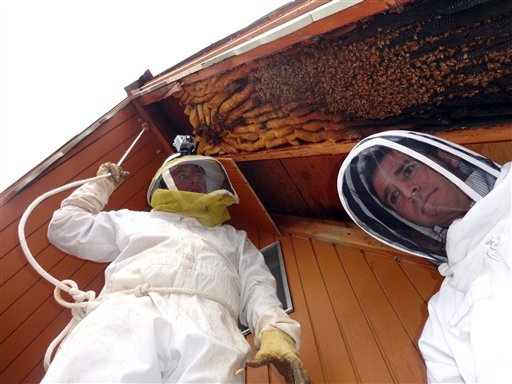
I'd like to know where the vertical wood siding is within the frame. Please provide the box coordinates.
[242,225,443,384]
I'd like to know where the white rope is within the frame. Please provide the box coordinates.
[42,282,237,370]
[18,125,151,370]
[19,124,149,291]
[21,179,240,368]
[18,174,111,292]
[118,284,237,319]
[44,318,76,370]
[17,121,240,370]
[17,173,107,371]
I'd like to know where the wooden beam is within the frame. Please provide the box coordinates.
[224,122,512,162]
[435,123,512,145]
[129,98,173,155]
[136,0,331,105]
[274,214,435,265]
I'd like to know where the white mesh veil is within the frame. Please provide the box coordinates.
[337,131,501,264]
[147,154,238,205]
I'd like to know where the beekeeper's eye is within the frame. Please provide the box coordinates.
[390,190,400,205]
[402,161,416,178]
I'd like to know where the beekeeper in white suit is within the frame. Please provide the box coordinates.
[338,130,511,383]
[43,137,311,383]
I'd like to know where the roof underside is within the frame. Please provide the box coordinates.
[135,0,511,222]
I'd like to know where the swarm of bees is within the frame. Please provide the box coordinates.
[172,0,512,155]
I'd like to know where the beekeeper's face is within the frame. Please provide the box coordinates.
[170,164,207,193]
[372,150,472,228]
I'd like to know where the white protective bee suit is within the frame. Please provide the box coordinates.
[43,155,304,383]
[338,131,511,383]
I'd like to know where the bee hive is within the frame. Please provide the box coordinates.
[172,0,511,155]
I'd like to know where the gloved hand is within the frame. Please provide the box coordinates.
[97,162,128,189]
[247,328,312,384]
[60,162,129,214]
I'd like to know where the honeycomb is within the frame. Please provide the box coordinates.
[172,0,511,155]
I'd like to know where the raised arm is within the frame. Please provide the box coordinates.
[47,163,127,262]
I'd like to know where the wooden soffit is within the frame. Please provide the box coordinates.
[219,157,280,235]
[133,0,511,164]
[133,0,396,105]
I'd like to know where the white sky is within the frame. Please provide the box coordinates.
[0,0,289,193]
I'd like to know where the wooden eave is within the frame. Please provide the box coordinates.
[128,0,511,163]
[123,0,511,223]
[132,0,404,106]
[207,122,512,162]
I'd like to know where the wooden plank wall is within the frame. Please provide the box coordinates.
[220,158,280,235]
[0,104,168,383]
[242,222,443,384]
[1,104,448,383]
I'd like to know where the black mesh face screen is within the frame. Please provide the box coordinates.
[338,130,501,264]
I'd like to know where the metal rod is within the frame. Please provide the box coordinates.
[117,121,149,166]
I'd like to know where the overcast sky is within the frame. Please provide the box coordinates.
[0,0,290,193]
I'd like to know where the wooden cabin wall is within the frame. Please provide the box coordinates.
[2,125,507,384]
[0,103,168,383]
[2,112,506,384]
[241,221,443,384]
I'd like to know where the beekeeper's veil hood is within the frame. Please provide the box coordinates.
[338,130,501,265]
[147,153,239,227]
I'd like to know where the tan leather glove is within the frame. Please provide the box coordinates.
[247,328,312,384]
[61,162,129,213]
[97,162,128,189]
